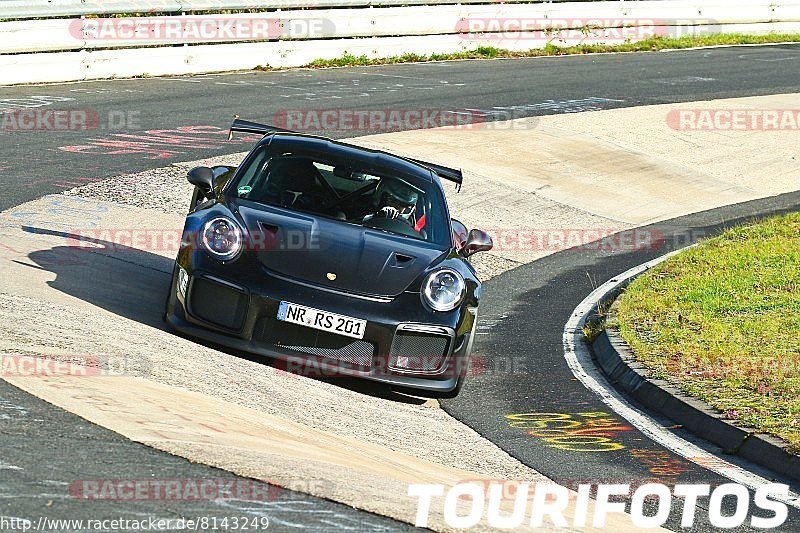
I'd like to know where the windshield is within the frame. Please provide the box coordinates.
[229,146,451,247]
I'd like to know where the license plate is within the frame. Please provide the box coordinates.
[277,301,366,340]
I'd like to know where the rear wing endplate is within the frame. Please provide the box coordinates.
[229,117,464,190]
[228,117,296,139]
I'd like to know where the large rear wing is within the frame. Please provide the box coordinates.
[229,117,464,190]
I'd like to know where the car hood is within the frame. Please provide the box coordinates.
[236,202,448,298]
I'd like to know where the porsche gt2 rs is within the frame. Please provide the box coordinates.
[165,119,493,397]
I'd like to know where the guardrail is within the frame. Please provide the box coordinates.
[1,0,799,85]
[0,0,608,19]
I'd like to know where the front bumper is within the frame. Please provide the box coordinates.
[165,265,476,393]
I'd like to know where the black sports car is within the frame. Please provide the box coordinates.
[165,118,493,397]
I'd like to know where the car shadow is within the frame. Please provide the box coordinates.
[19,226,429,405]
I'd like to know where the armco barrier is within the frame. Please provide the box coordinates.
[1,0,799,84]
[0,0,612,19]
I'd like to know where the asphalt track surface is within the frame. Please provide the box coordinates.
[2,44,800,531]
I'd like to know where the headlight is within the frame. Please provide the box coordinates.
[422,268,465,312]
[201,217,243,260]
[177,267,189,296]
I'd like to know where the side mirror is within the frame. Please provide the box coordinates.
[187,166,214,194]
[461,229,493,258]
[451,219,468,249]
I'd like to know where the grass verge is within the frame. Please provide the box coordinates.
[282,33,800,70]
[615,213,800,452]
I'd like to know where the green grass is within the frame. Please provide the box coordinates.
[616,213,800,451]
[297,34,800,69]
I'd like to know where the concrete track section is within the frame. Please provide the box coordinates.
[0,91,798,529]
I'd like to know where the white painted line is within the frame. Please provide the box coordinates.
[0,460,22,471]
[752,56,798,62]
[563,248,800,509]
[660,42,800,52]
[359,73,416,79]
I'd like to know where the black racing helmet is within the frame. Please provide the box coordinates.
[379,178,419,214]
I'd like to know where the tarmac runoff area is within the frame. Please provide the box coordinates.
[0,93,798,530]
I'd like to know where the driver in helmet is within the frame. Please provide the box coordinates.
[364,179,419,225]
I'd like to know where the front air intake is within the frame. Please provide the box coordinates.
[388,325,452,374]
[188,276,248,331]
